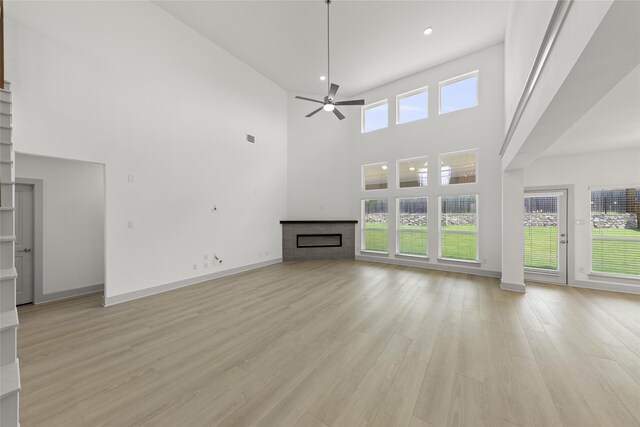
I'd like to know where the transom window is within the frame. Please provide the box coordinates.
[363,162,389,190]
[397,197,428,257]
[439,71,479,114]
[590,187,640,277]
[398,156,428,188]
[439,195,478,261]
[440,150,477,185]
[361,100,388,133]
[396,87,428,125]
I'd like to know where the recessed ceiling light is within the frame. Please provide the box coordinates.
[320,75,326,81]
[381,165,388,170]
[423,27,433,36]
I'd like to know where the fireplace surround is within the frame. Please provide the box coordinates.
[280,220,357,260]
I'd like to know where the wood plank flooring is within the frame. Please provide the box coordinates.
[17,260,640,427]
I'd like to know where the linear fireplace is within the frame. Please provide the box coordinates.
[280,220,357,260]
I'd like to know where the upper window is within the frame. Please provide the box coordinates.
[440,150,477,185]
[363,162,389,190]
[439,195,478,261]
[398,156,428,188]
[590,187,640,277]
[396,87,428,125]
[362,100,388,133]
[439,71,479,114]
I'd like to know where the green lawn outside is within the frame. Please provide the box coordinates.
[364,223,640,276]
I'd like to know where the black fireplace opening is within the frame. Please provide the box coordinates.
[296,234,342,248]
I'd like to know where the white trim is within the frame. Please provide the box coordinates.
[356,254,500,278]
[104,258,282,307]
[15,178,44,304]
[361,99,389,133]
[36,283,103,304]
[396,85,429,125]
[572,279,640,295]
[438,70,479,115]
[500,281,526,292]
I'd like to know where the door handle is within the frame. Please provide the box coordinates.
[18,248,31,253]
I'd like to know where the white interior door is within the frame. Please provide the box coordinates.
[524,190,568,284]
[15,183,34,305]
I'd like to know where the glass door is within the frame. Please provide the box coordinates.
[524,190,568,284]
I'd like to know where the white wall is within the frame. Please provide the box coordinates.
[525,148,640,288]
[15,154,105,295]
[287,44,504,274]
[6,1,288,300]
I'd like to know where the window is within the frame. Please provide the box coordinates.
[440,150,477,185]
[439,195,478,261]
[398,197,428,257]
[397,87,428,124]
[362,100,388,133]
[590,187,640,277]
[363,162,389,190]
[362,199,388,253]
[439,71,478,114]
[398,156,428,188]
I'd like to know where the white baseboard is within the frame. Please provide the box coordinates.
[103,258,282,307]
[571,279,640,295]
[500,281,526,292]
[36,283,104,304]
[355,254,501,278]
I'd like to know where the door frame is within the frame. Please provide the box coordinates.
[524,185,575,286]
[16,178,43,303]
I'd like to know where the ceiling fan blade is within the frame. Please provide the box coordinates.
[334,99,365,106]
[328,83,339,100]
[306,106,324,117]
[295,96,324,104]
[333,108,345,120]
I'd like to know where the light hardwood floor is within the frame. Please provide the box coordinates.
[17,260,640,427]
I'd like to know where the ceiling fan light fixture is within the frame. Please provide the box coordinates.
[323,103,335,112]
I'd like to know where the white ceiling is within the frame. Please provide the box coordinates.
[542,64,640,158]
[154,0,510,97]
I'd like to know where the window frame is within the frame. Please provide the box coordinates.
[438,149,478,186]
[361,99,389,133]
[438,194,479,263]
[397,156,429,189]
[396,86,429,125]
[438,70,479,115]
[361,198,389,254]
[396,197,429,258]
[362,161,389,191]
[589,185,640,279]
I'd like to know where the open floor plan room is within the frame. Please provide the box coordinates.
[17,261,640,427]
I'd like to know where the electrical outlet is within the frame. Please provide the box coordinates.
[204,254,208,261]
[482,258,487,264]
[580,266,585,273]
[127,221,134,229]
[193,264,198,271]
[128,174,135,183]
[265,250,269,256]
[258,252,262,258]
[204,262,208,268]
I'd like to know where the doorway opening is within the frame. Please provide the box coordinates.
[15,153,106,305]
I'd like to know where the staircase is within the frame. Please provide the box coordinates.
[0,82,20,427]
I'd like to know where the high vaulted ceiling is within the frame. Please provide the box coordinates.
[154,0,510,97]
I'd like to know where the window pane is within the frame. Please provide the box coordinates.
[440,195,478,261]
[440,150,477,185]
[398,157,428,188]
[440,73,478,114]
[398,197,428,256]
[363,199,388,252]
[524,196,559,270]
[363,102,388,133]
[398,90,428,124]
[591,188,640,276]
[363,163,388,190]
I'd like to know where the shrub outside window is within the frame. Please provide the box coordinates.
[439,71,479,114]
[440,150,477,185]
[439,195,478,261]
[362,199,388,253]
[397,87,428,125]
[362,100,388,133]
[363,162,389,190]
[397,197,428,257]
[590,187,640,277]
[398,156,428,188]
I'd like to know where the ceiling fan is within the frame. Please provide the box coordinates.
[295,0,365,120]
